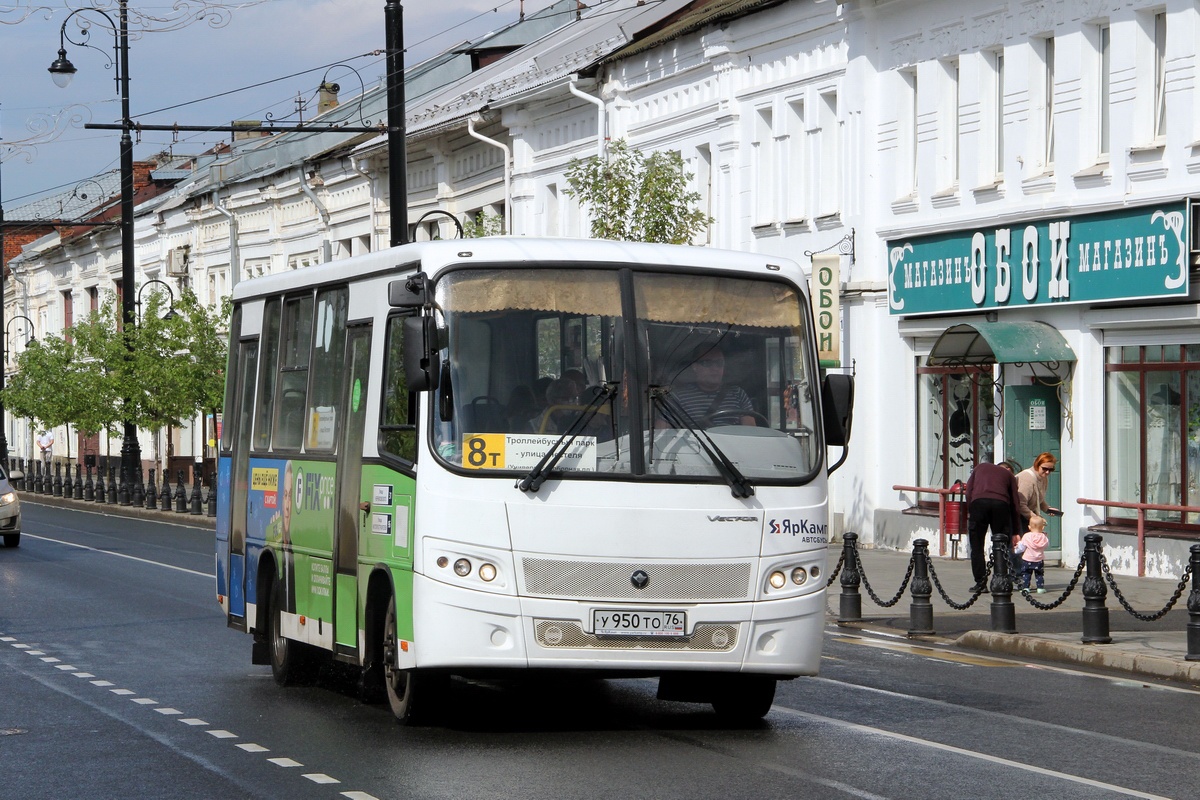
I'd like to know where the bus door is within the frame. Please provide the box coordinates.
[333,325,372,654]
[228,339,258,624]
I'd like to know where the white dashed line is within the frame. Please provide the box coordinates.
[207,730,238,739]
[41,657,60,663]
[237,743,269,753]
[342,792,382,800]
[268,757,304,768]
[90,680,115,687]
[0,636,14,641]
[26,650,45,655]
[11,643,29,649]
[154,707,183,715]
[73,672,95,678]
[110,689,135,696]
[304,773,340,785]
[179,718,208,726]
[55,665,77,670]
[132,698,158,705]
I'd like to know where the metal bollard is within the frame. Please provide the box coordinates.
[837,532,862,623]
[189,463,203,515]
[908,538,935,636]
[52,462,63,497]
[175,469,187,513]
[146,469,158,509]
[131,468,145,508]
[1081,532,1112,644]
[988,531,1017,634]
[118,466,131,506]
[1186,544,1200,661]
[160,469,172,512]
[107,466,118,505]
[33,461,43,494]
[207,472,218,518]
[73,463,83,500]
[94,464,106,504]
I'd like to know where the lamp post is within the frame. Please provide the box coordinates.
[50,0,141,489]
[0,314,35,466]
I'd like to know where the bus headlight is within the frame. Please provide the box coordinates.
[791,567,808,585]
[453,558,472,577]
[768,570,787,589]
[479,563,497,582]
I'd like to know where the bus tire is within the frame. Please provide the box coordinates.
[710,675,776,723]
[269,577,311,686]
[383,597,419,722]
[2,533,18,547]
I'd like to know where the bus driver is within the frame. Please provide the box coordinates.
[671,345,756,426]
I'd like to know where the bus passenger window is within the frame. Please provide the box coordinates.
[380,315,417,463]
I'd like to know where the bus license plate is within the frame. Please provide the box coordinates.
[593,609,687,637]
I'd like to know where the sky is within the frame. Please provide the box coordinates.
[0,0,557,211]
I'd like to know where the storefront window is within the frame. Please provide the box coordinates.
[1105,347,1200,526]
[916,364,995,490]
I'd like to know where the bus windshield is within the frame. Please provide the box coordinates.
[428,265,822,484]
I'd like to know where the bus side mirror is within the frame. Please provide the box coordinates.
[822,372,854,447]
[389,272,428,308]
[403,315,441,392]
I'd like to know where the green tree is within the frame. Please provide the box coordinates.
[462,211,504,238]
[0,289,230,440]
[563,139,710,244]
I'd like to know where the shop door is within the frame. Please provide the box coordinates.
[333,326,371,653]
[1004,384,1062,550]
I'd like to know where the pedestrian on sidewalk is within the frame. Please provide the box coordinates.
[37,429,54,466]
[1014,515,1050,592]
[964,454,1021,593]
[1016,452,1061,532]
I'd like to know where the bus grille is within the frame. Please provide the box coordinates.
[534,620,738,652]
[521,559,752,601]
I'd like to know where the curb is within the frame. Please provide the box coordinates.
[22,493,216,529]
[957,630,1200,684]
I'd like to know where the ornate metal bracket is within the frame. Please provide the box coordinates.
[803,229,855,265]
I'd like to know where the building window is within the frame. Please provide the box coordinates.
[939,59,960,189]
[785,100,805,222]
[1154,11,1167,140]
[993,49,1005,178]
[87,286,99,313]
[753,106,775,225]
[916,365,996,490]
[817,91,840,216]
[1098,22,1111,158]
[899,69,918,198]
[1043,36,1055,169]
[1105,345,1200,526]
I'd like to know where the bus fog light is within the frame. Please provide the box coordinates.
[810,565,821,579]
[768,571,786,589]
[479,563,497,582]
[791,567,808,585]
[453,558,472,577]
[436,556,449,568]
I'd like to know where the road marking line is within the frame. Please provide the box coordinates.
[40,656,60,663]
[22,532,212,577]
[207,730,237,739]
[304,774,340,784]
[11,643,29,649]
[110,689,135,696]
[341,792,382,800]
[154,707,182,715]
[772,705,1174,799]
[72,672,95,678]
[831,635,1017,666]
[90,680,115,687]
[237,743,269,753]
[179,718,208,726]
[55,664,76,670]
[269,757,303,768]
[132,698,158,705]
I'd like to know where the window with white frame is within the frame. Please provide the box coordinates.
[992,49,1005,179]
[287,252,320,271]
[899,69,918,199]
[690,144,713,245]
[1043,36,1056,170]
[1154,11,1167,141]
[785,99,806,222]
[816,90,840,216]
[1097,22,1111,159]
[545,183,560,236]
[938,59,960,190]
[753,106,776,225]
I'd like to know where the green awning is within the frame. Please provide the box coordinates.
[927,321,1076,367]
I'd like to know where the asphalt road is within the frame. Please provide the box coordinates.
[2,502,1198,800]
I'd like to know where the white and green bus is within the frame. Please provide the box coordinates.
[215,237,853,723]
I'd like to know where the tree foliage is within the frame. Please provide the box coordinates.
[462,211,504,238]
[0,288,230,437]
[563,139,711,244]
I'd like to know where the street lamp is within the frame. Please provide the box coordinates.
[0,314,35,466]
[136,278,176,323]
[49,0,141,495]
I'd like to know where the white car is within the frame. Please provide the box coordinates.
[0,465,22,547]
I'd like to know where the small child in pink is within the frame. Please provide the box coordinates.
[1013,515,1050,593]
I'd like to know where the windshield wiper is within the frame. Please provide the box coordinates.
[649,387,755,499]
[516,383,617,494]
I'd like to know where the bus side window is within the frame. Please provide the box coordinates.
[272,294,314,450]
[380,315,418,463]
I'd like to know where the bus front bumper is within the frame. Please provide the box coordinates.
[410,573,825,676]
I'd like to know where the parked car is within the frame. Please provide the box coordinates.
[0,465,22,547]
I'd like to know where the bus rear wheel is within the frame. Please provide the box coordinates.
[269,578,312,686]
[710,675,776,723]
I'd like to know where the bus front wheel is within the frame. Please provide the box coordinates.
[710,675,776,723]
[383,597,418,723]
[269,578,311,686]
